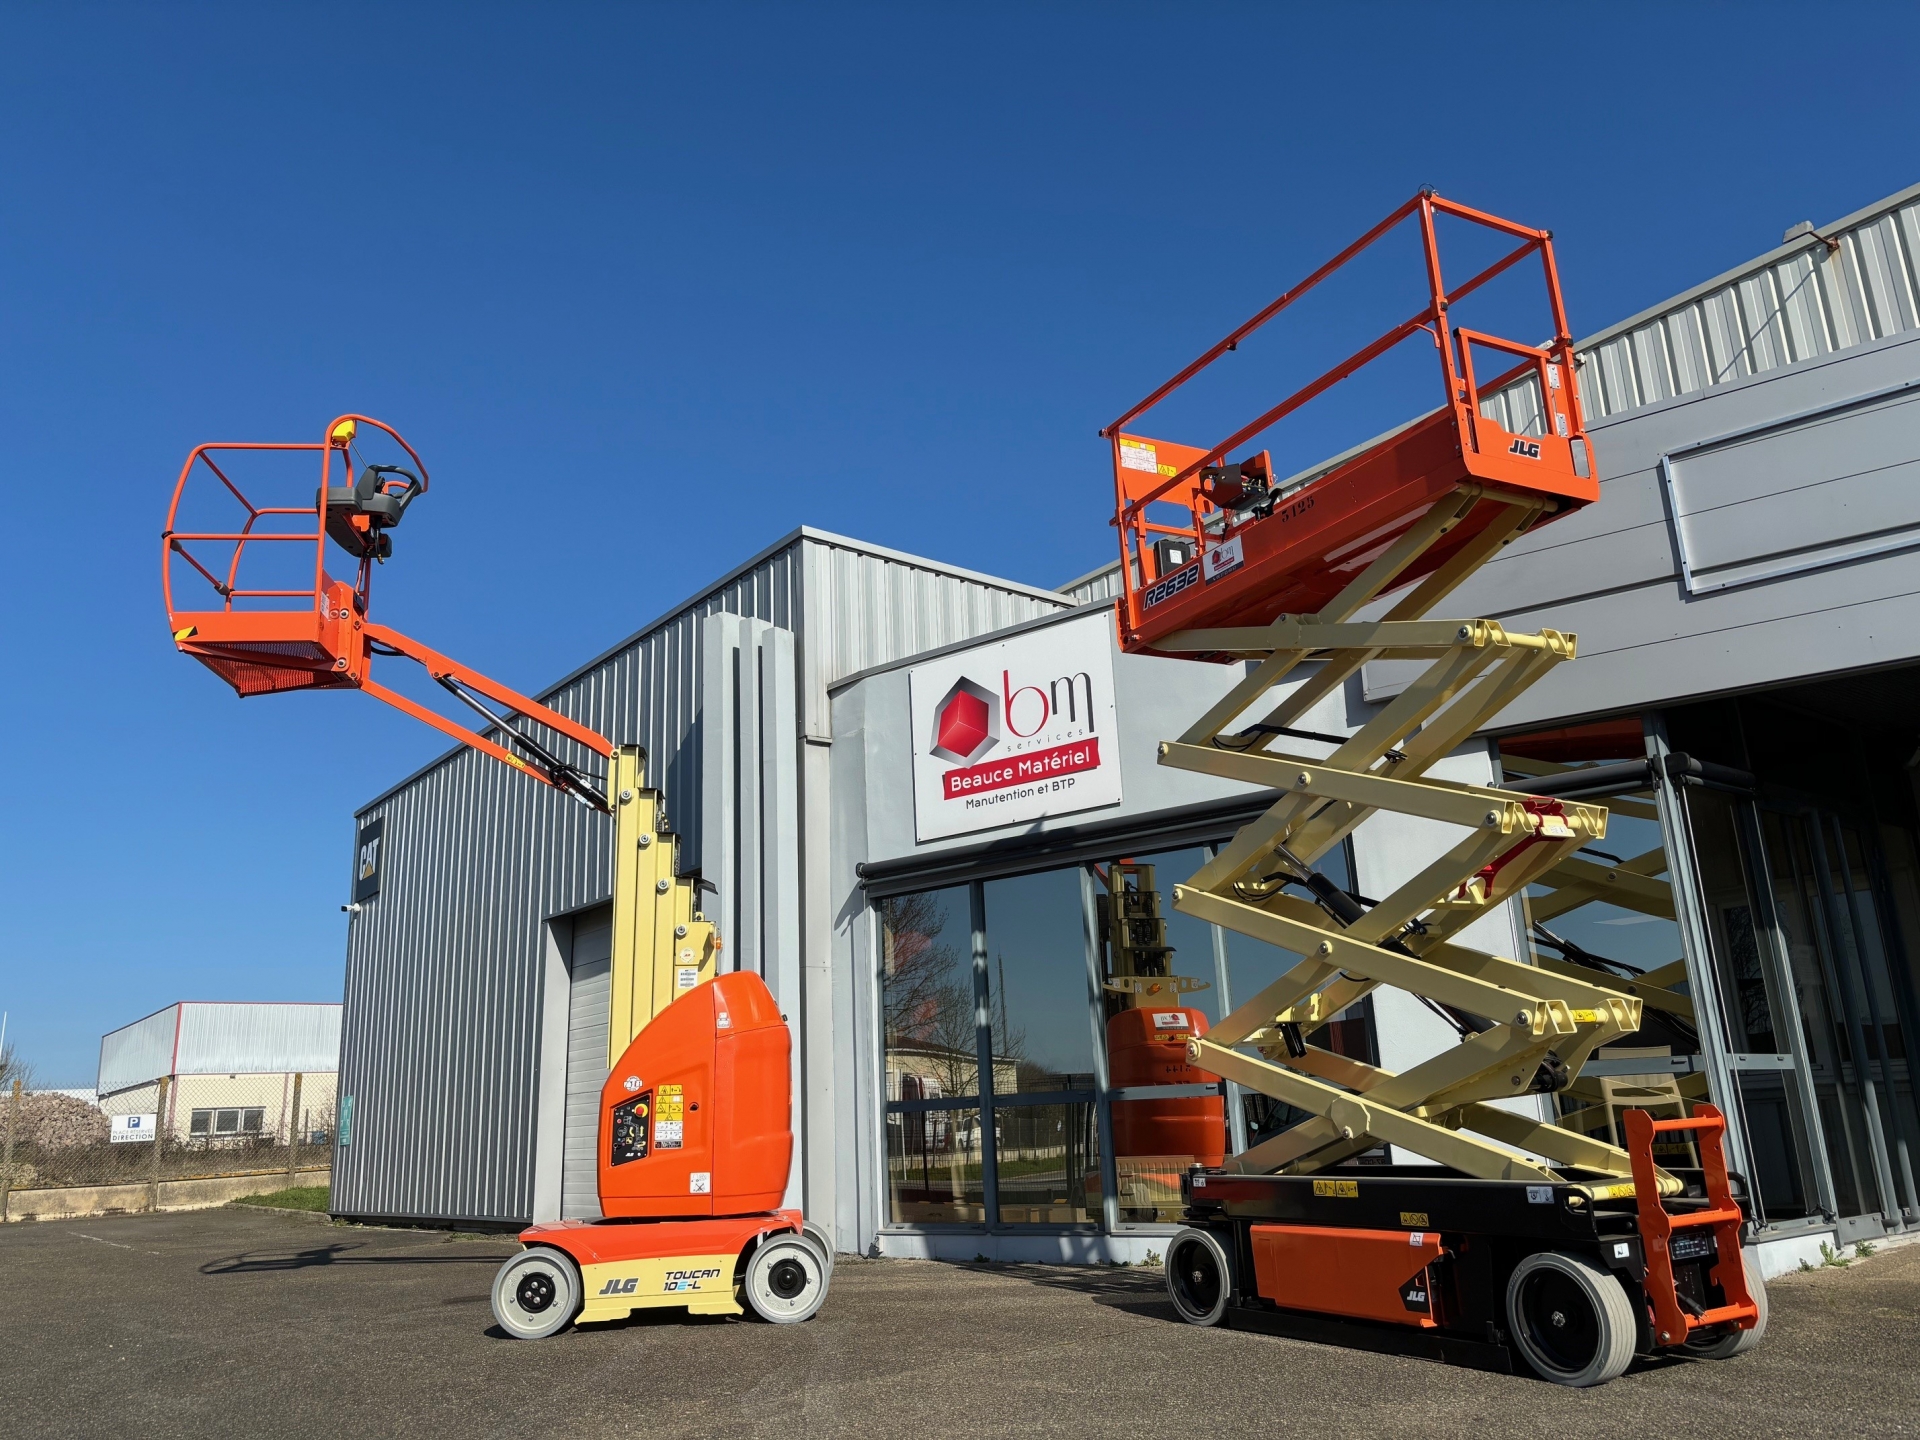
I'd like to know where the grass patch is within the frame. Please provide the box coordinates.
[233,1185,330,1212]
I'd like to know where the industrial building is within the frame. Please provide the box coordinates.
[98,1001,342,1144]
[336,180,1920,1277]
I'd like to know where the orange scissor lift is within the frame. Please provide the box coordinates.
[164,418,833,1335]
[1113,192,1763,1385]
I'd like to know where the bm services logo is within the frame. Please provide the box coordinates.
[930,665,1102,810]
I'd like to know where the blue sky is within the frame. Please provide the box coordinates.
[5,2,1919,1083]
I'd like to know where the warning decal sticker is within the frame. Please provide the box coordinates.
[655,1085,685,1149]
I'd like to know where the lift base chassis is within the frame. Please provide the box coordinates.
[1176,1165,1754,1378]
[522,1210,808,1321]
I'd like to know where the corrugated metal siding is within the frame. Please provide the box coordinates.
[801,539,1067,736]
[1484,182,1920,435]
[97,1006,178,1094]
[173,1003,342,1076]
[334,529,1069,1224]
[1056,562,1126,607]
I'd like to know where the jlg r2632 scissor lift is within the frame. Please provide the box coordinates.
[1109,192,1765,1386]
[163,418,832,1336]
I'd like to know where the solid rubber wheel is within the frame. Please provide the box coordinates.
[491,1248,581,1340]
[1507,1250,1637,1387]
[801,1221,837,1280]
[744,1236,829,1323]
[1684,1249,1769,1359]
[1165,1227,1231,1327]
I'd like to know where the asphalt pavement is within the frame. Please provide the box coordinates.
[5,1205,1918,1439]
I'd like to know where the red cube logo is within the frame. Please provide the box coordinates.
[931,677,998,763]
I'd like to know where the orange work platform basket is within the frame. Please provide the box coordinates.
[161,414,612,803]
[162,415,429,698]
[1104,191,1598,655]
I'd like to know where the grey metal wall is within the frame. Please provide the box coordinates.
[1056,561,1126,608]
[333,528,1066,1225]
[1366,320,1920,730]
[1484,181,1920,438]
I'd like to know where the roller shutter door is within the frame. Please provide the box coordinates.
[560,907,612,1220]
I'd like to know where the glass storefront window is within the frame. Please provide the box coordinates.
[885,1106,986,1223]
[881,839,1347,1232]
[980,868,1097,1095]
[993,1101,1100,1224]
[881,886,981,1102]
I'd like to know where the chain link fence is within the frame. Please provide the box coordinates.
[1,1072,336,1221]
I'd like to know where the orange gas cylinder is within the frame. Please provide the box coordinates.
[596,971,793,1218]
[1107,1005,1225,1166]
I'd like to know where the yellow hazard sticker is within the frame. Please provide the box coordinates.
[1312,1179,1359,1198]
[1569,1008,1602,1023]
[1400,1211,1429,1227]
[1589,1182,1637,1200]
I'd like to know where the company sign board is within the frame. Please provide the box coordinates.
[908,611,1123,841]
[352,816,384,903]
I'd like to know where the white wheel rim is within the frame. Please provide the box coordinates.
[494,1252,576,1338]
[749,1240,825,1321]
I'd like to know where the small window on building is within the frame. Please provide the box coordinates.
[190,1107,268,1139]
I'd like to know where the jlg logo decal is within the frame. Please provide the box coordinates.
[1507,438,1541,460]
[597,1267,724,1298]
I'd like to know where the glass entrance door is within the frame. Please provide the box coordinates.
[1749,804,1920,1233]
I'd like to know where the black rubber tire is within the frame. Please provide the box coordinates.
[1684,1249,1769,1359]
[744,1235,830,1323]
[1506,1250,1637,1387]
[491,1247,582,1340]
[1165,1227,1232,1327]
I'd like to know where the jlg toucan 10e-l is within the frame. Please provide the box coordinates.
[163,417,832,1335]
[1105,192,1764,1386]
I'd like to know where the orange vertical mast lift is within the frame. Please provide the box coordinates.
[163,416,832,1335]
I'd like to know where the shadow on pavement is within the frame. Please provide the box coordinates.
[201,1243,508,1274]
[942,1261,1179,1320]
